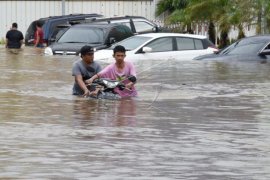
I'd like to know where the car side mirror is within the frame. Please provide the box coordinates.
[109,37,116,44]
[49,38,56,43]
[259,49,270,56]
[153,26,159,32]
[142,47,152,53]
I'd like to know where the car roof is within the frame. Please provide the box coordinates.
[86,15,149,21]
[238,35,270,44]
[135,33,208,39]
[39,13,102,21]
[72,23,128,28]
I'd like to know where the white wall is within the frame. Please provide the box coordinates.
[0,0,159,41]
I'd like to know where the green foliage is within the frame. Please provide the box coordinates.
[0,38,5,44]
[156,0,270,46]
[156,0,189,16]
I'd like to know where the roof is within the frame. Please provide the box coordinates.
[72,23,129,28]
[136,33,208,39]
[240,35,270,43]
[39,13,102,21]
[88,15,149,21]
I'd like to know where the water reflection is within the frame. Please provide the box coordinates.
[72,98,137,127]
[1,47,270,179]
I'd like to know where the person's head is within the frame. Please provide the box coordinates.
[80,45,95,64]
[12,23,18,29]
[36,21,42,28]
[113,45,126,62]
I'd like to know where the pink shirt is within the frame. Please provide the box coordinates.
[98,61,137,97]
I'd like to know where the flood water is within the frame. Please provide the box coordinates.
[1,46,270,179]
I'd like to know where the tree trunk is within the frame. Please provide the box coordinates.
[208,21,215,44]
[256,3,262,34]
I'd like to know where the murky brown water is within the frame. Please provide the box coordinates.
[1,46,270,179]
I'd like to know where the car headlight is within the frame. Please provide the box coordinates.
[44,47,53,55]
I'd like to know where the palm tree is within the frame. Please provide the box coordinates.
[156,0,190,32]
[156,0,270,47]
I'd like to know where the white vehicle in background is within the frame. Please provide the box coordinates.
[94,33,218,62]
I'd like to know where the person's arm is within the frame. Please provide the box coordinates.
[20,33,24,47]
[34,36,40,47]
[125,62,137,89]
[75,74,90,97]
[34,31,39,47]
[20,40,23,47]
[85,73,99,84]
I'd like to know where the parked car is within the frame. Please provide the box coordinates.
[84,15,160,34]
[25,13,102,46]
[44,23,133,55]
[194,35,270,62]
[94,33,218,62]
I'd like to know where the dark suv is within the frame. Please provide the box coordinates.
[25,13,102,46]
[44,23,133,55]
[83,15,160,34]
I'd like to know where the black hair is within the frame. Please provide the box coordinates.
[80,45,94,57]
[36,21,42,28]
[12,23,18,28]
[113,45,126,54]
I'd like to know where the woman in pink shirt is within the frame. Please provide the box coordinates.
[86,45,137,98]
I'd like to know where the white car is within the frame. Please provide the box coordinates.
[94,33,218,62]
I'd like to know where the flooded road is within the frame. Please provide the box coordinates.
[1,46,270,179]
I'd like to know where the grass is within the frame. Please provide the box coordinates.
[0,38,5,44]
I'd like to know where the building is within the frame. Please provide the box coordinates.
[0,0,162,41]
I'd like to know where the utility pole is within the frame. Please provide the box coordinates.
[62,0,65,15]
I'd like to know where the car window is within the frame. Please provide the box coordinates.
[194,39,204,49]
[107,25,132,42]
[264,43,270,50]
[146,37,173,52]
[133,21,154,33]
[111,36,151,50]
[176,37,195,50]
[118,22,131,29]
[58,27,104,43]
[48,20,68,39]
[227,42,265,55]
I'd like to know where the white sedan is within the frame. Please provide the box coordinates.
[94,33,218,62]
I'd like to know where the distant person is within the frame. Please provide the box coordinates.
[72,45,102,97]
[5,22,24,49]
[86,45,137,98]
[34,21,45,48]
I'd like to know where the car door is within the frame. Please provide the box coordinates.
[132,19,157,34]
[135,37,174,60]
[174,37,210,60]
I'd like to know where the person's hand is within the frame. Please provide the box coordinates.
[82,89,90,97]
[84,78,93,85]
[125,82,133,90]
[89,88,100,97]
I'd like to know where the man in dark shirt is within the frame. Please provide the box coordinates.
[72,45,102,97]
[6,22,24,49]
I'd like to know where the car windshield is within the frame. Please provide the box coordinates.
[219,41,265,55]
[227,42,265,55]
[57,27,104,43]
[110,36,151,50]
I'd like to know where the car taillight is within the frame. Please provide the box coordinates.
[208,45,219,53]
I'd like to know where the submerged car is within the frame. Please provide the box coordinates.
[94,33,218,62]
[194,35,270,62]
[84,15,160,34]
[25,13,102,46]
[44,23,133,55]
